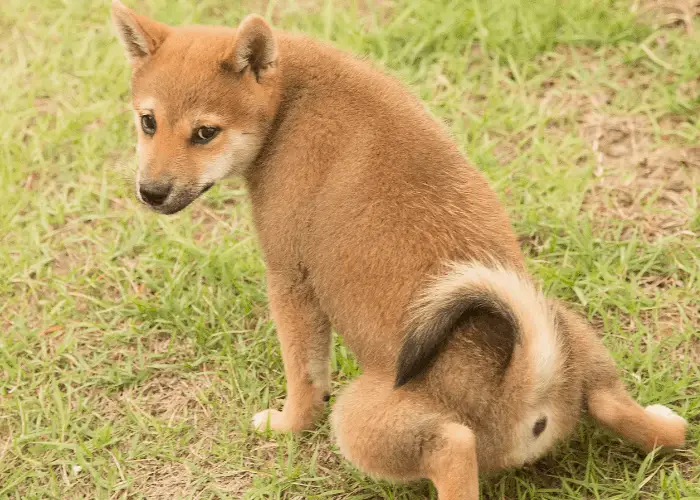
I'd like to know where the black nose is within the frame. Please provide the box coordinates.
[139,183,171,207]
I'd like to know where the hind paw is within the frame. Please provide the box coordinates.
[644,404,686,423]
[644,404,687,449]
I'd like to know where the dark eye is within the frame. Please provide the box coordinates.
[192,126,219,144]
[141,114,156,136]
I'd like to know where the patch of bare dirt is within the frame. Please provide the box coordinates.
[581,113,699,241]
[535,48,617,109]
[640,301,699,333]
[130,461,212,499]
[127,454,259,499]
[124,373,214,424]
[641,307,700,374]
[636,270,700,363]
[635,0,700,32]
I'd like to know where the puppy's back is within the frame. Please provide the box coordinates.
[249,34,524,369]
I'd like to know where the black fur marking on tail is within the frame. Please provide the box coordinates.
[394,293,520,388]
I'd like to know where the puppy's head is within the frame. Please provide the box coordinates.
[112,1,280,214]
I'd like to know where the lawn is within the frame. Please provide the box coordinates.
[1,0,698,498]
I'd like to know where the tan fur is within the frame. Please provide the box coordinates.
[403,263,560,396]
[112,3,688,498]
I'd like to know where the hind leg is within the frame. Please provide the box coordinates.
[587,383,687,452]
[583,340,687,452]
[557,305,687,452]
[331,373,479,500]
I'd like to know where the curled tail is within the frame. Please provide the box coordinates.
[395,263,558,388]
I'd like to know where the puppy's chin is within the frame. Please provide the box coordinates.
[146,183,215,215]
[152,201,191,215]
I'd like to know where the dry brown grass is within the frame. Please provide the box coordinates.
[582,114,698,241]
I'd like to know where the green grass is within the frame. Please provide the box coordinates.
[1,0,698,498]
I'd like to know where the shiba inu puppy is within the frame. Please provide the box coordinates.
[111,2,688,498]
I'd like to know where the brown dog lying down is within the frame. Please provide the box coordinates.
[112,2,688,498]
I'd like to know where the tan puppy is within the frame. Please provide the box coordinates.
[111,2,688,498]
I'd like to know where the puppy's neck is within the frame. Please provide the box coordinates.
[244,35,347,186]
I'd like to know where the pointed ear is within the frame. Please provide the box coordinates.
[224,15,277,80]
[111,0,170,65]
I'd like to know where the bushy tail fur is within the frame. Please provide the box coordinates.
[395,263,557,388]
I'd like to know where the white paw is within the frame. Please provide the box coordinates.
[252,409,284,432]
[645,404,686,423]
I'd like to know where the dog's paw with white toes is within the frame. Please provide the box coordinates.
[252,409,285,432]
[643,404,688,449]
[645,404,686,423]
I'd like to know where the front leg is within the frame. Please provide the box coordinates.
[253,270,331,433]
